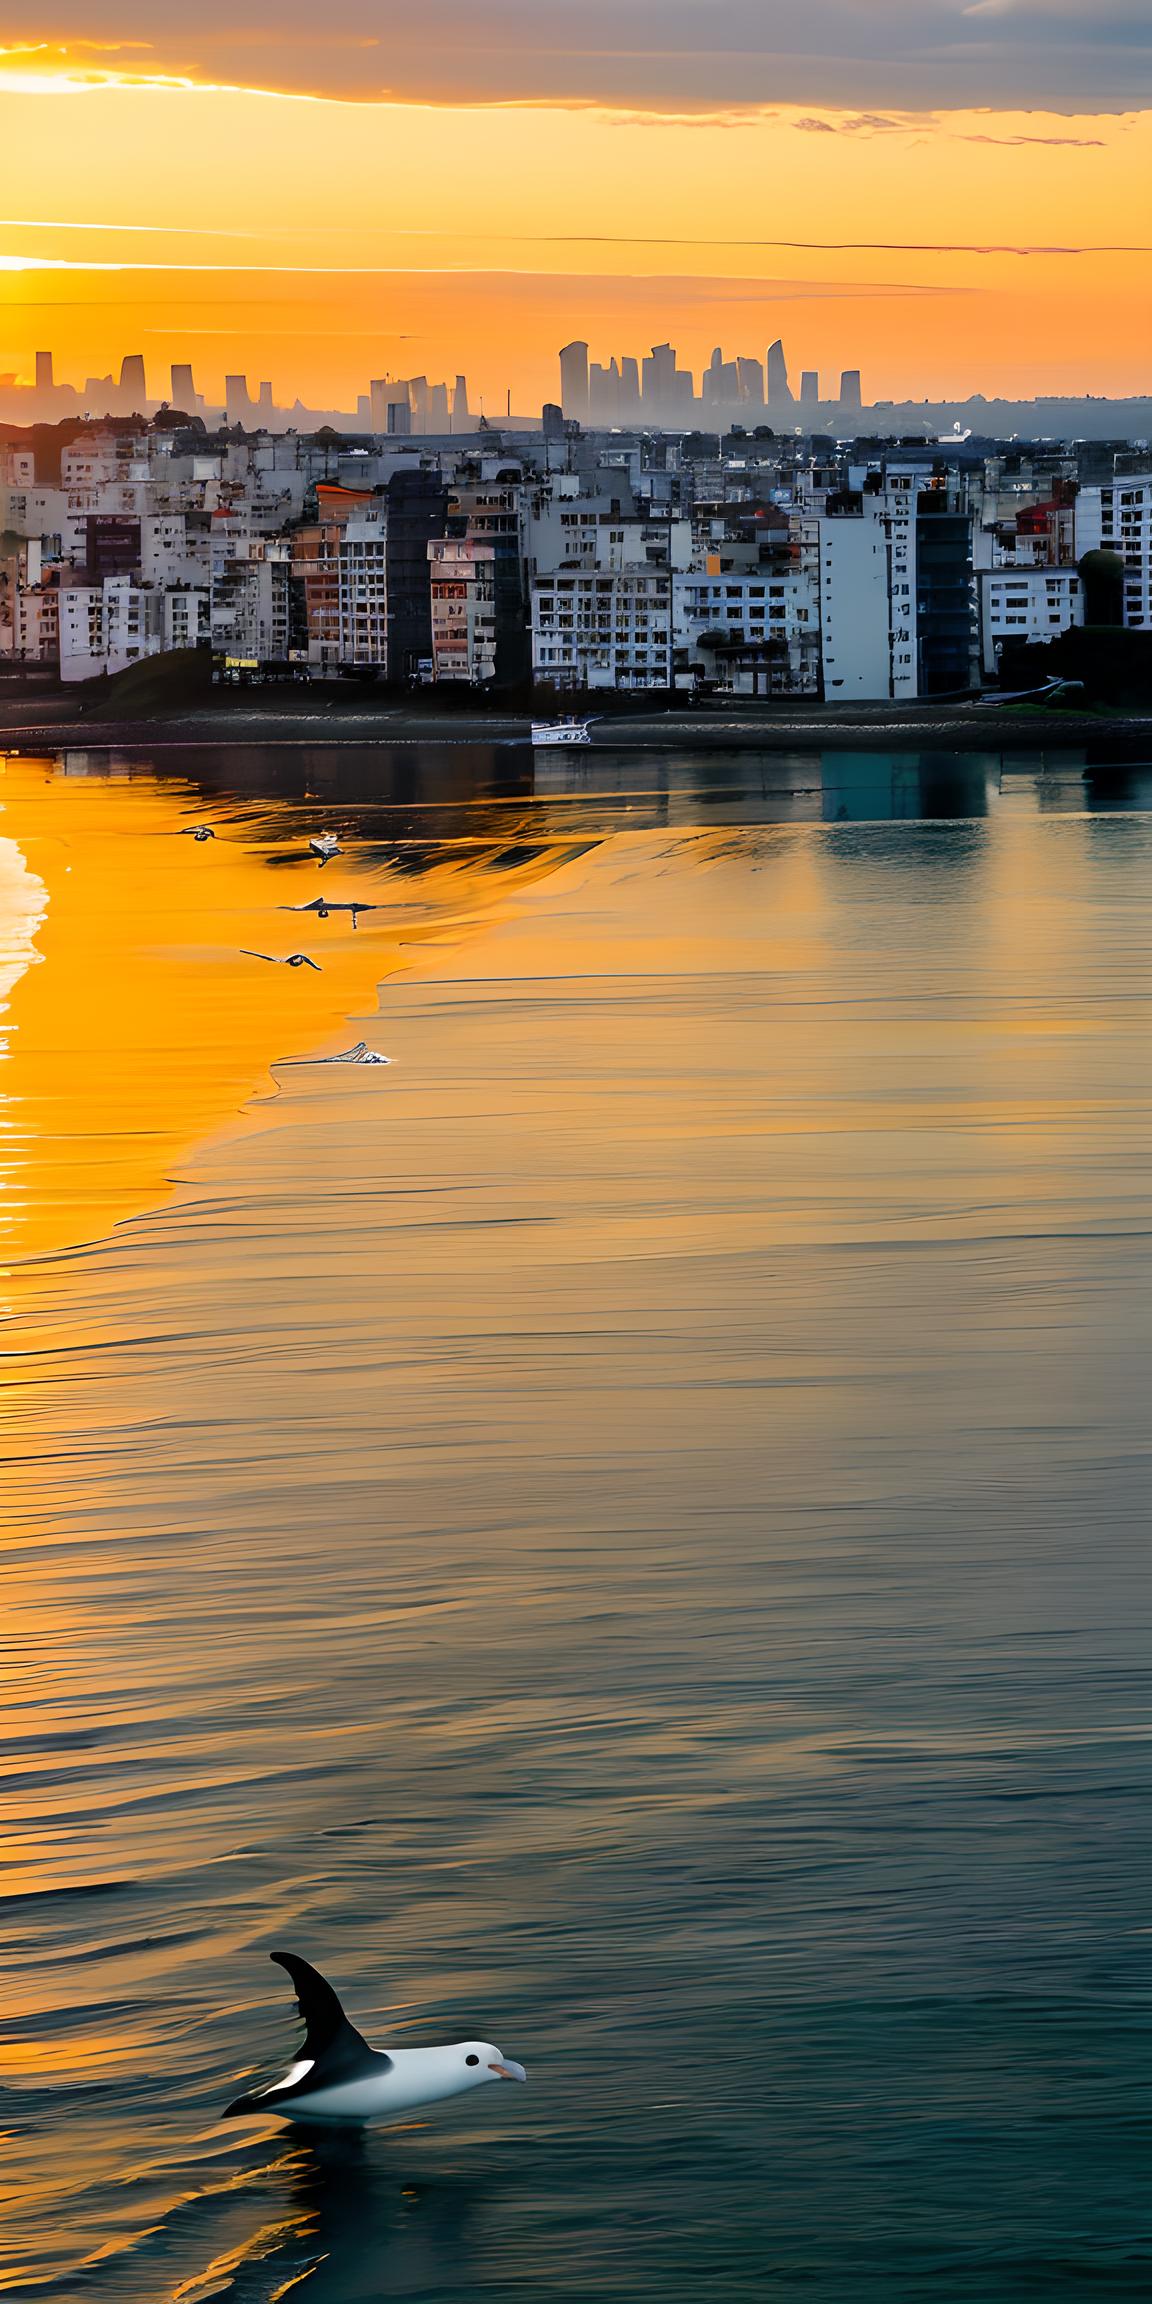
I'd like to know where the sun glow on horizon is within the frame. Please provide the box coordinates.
[0,65,1146,406]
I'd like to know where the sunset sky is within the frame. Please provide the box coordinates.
[0,6,1148,410]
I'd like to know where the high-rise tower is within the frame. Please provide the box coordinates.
[119,352,147,411]
[766,340,794,409]
[559,341,589,423]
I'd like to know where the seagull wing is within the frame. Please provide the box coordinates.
[221,1951,390,2115]
[282,900,323,914]
[270,1951,384,2066]
[240,951,279,964]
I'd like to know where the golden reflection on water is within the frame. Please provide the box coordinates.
[0,752,585,1272]
[2,757,1152,2299]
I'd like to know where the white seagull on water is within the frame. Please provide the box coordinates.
[179,825,215,842]
[309,833,342,865]
[223,1952,527,2127]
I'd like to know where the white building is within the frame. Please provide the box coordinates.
[12,582,60,663]
[210,525,290,661]
[59,586,106,681]
[817,509,892,698]
[164,588,210,652]
[0,484,68,553]
[531,568,673,689]
[527,474,691,577]
[978,568,1083,678]
[673,566,819,694]
[337,513,389,666]
[141,514,208,589]
[59,575,167,680]
[103,576,161,670]
[1076,479,1152,630]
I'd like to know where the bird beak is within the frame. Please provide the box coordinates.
[488,2060,527,2083]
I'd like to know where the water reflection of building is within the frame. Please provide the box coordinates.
[532,748,825,829]
[820,751,992,822]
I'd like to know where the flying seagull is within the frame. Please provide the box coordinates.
[241,950,322,971]
[179,825,215,842]
[309,834,342,865]
[281,898,378,929]
[223,1951,527,2127]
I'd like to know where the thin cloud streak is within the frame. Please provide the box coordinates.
[0,257,954,289]
[494,234,1151,255]
[0,216,262,236]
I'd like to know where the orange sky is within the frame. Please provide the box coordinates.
[0,48,1148,409]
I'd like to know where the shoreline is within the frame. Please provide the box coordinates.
[2,699,1151,754]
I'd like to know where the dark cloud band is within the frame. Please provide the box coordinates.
[6,3,1151,112]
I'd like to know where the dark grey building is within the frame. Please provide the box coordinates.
[386,469,448,677]
[916,494,973,694]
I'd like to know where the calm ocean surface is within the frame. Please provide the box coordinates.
[1,743,1150,2301]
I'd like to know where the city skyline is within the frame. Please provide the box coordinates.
[0,30,1148,411]
[5,330,1151,440]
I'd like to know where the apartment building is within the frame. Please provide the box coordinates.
[531,568,673,689]
[1076,479,1152,629]
[674,565,819,694]
[428,536,499,682]
[210,523,291,661]
[978,568,1083,678]
[337,513,389,666]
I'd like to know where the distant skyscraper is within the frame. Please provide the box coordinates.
[642,341,697,413]
[642,342,676,409]
[119,352,147,410]
[35,350,53,392]
[619,356,641,417]
[409,375,430,431]
[737,356,765,407]
[387,396,412,437]
[225,374,253,426]
[541,402,566,441]
[258,381,274,415]
[589,359,623,425]
[559,340,589,423]
[705,347,740,408]
[171,361,197,410]
[369,377,391,431]
[428,382,450,429]
[452,374,470,427]
[838,369,863,411]
[766,340,794,409]
[800,371,820,407]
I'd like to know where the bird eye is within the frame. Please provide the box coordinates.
[465,2054,480,2067]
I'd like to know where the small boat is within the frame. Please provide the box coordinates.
[530,719,592,747]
